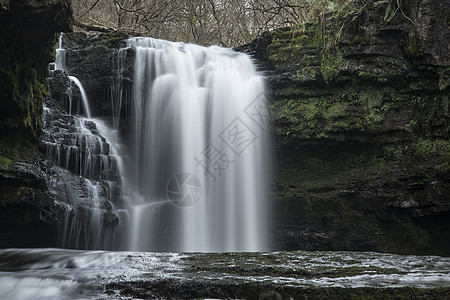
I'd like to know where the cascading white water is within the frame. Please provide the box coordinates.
[124,37,271,252]
[47,34,271,252]
[54,32,65,71]
[67,76,92,118]
[44,34,125,250]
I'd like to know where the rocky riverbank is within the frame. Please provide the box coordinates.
[1,248,450,299]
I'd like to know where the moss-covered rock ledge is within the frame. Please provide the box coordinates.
[0,0,72,247]
[239,0,450,255]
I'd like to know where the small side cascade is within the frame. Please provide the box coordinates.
[42,34,125,250]
[67,76,92,118]
[109,47,131,131]
[53,32,65,71]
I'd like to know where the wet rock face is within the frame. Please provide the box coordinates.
[59,32,134,121]
[39,33,130,250]
[0,160,67,247]
[0,0,72,247]
[239,0,450,255]
[40,95,122,249]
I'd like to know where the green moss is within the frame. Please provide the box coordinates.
[438,68,450,90]
[407,139,450,172]
[321,48,344,83]
[266,0,405,84]
[413,138,450,157]
[98,31,128,48]
[0,155,12,170]
[0,24,52,164]
[322,102,348,119]
[352,34,370,45]
[267,0,450,256]
[406,29,421,57]
[410,93,449,137]
[267,22,321,63]
[383,2,397,23]
[270,83,409,143]
[384,138,450,168]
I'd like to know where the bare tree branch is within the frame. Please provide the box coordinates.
[72,0,337,46]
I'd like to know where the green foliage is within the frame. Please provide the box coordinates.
[383,2,396,22]
[406,29,421,57]
[0,155,12,170]
[413,138,450,158]
[0,17,53,164]
[267,23,319,63]
[321,48,344,82]
[383,138,450,173]
[0,0,9,10]
[351,34,370,45]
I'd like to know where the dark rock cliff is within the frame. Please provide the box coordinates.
[0,0,72,247]
[238,0,450,255]
[0,0,448,255]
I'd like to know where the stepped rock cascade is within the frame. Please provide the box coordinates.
[45,34,271,252]
[42,34,124,249]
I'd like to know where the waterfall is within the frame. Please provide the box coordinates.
[46,34,271,252]
[43,34,124,250]
[67,76,91,118]
[54,32,65,71]
[123,37,271,252]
